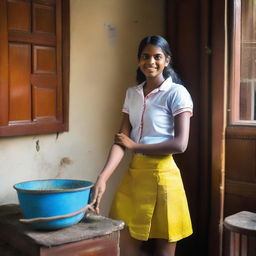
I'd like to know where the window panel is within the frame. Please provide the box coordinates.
[9,43,31,122]
[33,87,56,119]
[7,0,30,32]
[230,0,256,124]
[33,46,56,73]
[33,3,55,34]
[239,0,256,121]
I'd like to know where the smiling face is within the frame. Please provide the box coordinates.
[138,44,170,81]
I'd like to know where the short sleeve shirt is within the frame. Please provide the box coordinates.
[122,77,193,144]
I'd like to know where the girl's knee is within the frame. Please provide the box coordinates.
[120,228,141,256]
[154,239,176,256]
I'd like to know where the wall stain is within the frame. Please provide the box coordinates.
[55,157,73,178]
[104,23,117,44]
[59,157,73,168]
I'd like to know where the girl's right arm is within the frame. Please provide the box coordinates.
[90,113,131,213]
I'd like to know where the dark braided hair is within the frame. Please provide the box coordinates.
[136,35,182,84]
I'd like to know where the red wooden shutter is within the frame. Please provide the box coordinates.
[0,0,69,136]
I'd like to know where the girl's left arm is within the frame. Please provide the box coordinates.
[115,111,191,155]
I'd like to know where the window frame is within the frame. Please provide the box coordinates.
[228,0,256,126]
[228,0,241,125]
[0,0,69,137]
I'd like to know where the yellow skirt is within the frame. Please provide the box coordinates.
[109,154,193,242]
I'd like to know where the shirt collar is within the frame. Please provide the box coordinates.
[135,76,173,92]
[159,76,173,91]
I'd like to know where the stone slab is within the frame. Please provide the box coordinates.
[0,204,125,247]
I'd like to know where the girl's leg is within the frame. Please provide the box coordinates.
[154,239,176,256]
[120,227,142,256]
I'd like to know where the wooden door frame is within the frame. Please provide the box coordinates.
[166,0,227,255]
[209,0,227,255]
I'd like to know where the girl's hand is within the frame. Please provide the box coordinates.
[115,133,137,150]
[90,176,106,214]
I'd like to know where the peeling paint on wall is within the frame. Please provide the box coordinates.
[36,140,40,152]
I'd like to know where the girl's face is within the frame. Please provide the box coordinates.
[138,44,170,80]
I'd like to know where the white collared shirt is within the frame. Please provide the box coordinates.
[122,77,193,144]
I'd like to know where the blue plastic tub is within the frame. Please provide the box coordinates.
[13,179,94,230]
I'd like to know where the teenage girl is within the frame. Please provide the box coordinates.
[91,35,193,256]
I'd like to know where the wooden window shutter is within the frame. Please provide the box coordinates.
[0,0,69,136]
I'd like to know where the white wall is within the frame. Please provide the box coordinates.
[0,0,165,216]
